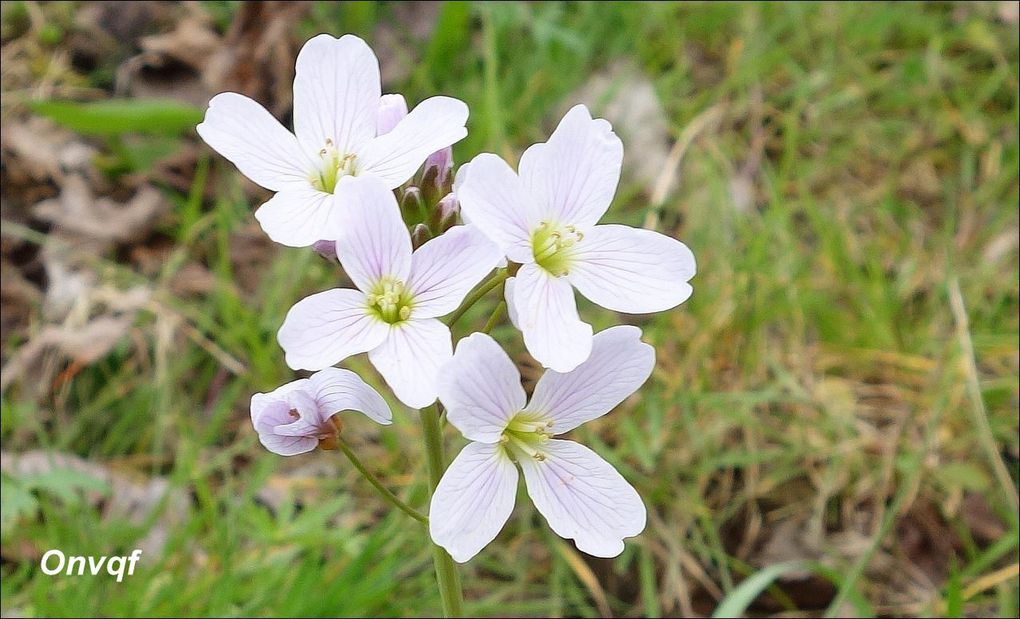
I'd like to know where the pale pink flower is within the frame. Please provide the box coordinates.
[277,176,502,409]
[250,368,391,456]
[197,34,468,247]
[458,104,696,372]
[430,325,652,562]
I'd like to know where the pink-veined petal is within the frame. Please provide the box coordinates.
[249,397,318,456]
[503,277,520,329]
[569,225,696,313]
[368,319,451,409]
[456,153,539,263]
[196,92,312,191]
[518,104,622,228]
[377,93,408,136]
[429,442,519,563]
[335,175,412,290]
[277,288,388,371]
[293,34,380,153]
[254,185,336,248]
[356,96,469,188]
[308,367,392,425]
[525,326,654,434]
[511,263,592,373]
[438,333,525,443]
[520,439,645,558]
[407,225,502,319]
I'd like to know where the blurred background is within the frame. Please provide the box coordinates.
[1,2,1018,617]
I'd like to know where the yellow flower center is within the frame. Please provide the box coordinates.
[531,221,583,276]
[311,139,359,193]
[365,277,414,324]
[500,412,554,462]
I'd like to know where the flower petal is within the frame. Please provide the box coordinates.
[511,263,592,372]
[308,367,392,425]
[438,333,526,443]
[519,439,645,558]
[407,225,502,319]
[368,319,451,409]
[356,96,469,188]
[377,93,408,136]
[250,397,318,456]
[456,153,539,263]
[196,93,312,191]
[293,34,380,153]
[525,325,654,434]
[277,288,388,371]
[253,185,336,247]
[569,224,696,313]
[429,441,519,563]
[503,277,520,329]
[335,175,412,290]
[517,104,622,228]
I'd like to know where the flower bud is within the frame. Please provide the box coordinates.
[410,223,432,249]
[431,192,460,233]
[311,240,338,261]
[377,93,408,136]
[423,147,453,190]
[400,186,425,224]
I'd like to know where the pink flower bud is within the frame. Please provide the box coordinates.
[377,93,408,136]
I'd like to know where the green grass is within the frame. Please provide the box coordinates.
[2,1,1018,617]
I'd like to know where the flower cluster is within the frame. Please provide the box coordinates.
[199,34,695,567]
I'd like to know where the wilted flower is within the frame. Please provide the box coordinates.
[250,367,391,456]
[458,104,696,372]
[430,325,652,562]
[197,34,469,247]
[278,175,502,408]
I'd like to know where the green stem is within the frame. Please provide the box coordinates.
[445,269,508,329]
[482,300,506,334]
[336,436,428,525]
[421,404,465,617]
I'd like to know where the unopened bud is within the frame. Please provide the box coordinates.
[376,93,408,136]
[410,223,432,249]
[432,192,460,232]
[400,186,425,224]
[422,147,453,192]
[311,240,338,261]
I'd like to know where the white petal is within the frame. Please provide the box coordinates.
[503,277,520,329]
[250,378,310,425]
[368,319,451,409]
[253,186,336,247]
[277,288,389,371]
[456,153,540,263]
[407,225,502,319]
[335,175,412,290]
[357,96,469,188]
[519,440,645,558]
[511,263,592,373]
[250,397,318,456]
[526,325,654,434]
[377,93,408,136]
[438,333,525,443]
[293,34,380,153]
[429,442,519,563]
[569,225,696,313]
[518,104,622,228]
[308,367,392,425]
[197,92,312,191]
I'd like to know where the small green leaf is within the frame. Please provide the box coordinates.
[30,99,203,136]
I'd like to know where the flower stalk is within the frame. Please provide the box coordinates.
[421,403,465,617]
[335,436,428,525]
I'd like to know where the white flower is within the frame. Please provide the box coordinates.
[457,104,696,372]
[277,175,502,409]
[430,325,652,562]
[250,367,391,456]
[196,34,469,247]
